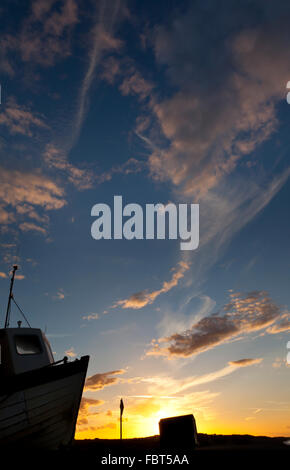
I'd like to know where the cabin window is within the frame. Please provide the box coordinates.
[15,335,42,355]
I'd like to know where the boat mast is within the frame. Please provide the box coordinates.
[4,265,18,328]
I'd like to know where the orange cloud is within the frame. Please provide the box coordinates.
[0,167,65,211]
[0,98,48,136]
[0,166,66,234]
[114,261,189,310]
[53,288,66,300]
[266,314,290,334]
[84,369,125,391]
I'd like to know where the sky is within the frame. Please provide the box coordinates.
[0,0,289,439]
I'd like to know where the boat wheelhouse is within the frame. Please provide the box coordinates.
[0,265,89,450]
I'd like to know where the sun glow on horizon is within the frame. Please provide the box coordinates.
[75,391,290,441]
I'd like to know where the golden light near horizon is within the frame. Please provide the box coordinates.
[75,375,290,441]
[76,407,290,441]
[130,401,184,437]
[75,395,211,440]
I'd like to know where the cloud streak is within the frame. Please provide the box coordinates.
[72,0,126,147]
[142,358,263,394]
[113,261,189,310]
[84,369,125,392]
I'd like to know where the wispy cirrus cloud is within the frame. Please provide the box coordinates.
[156,294,216,339]
[147,291,289,358]
[140,358,263,395]
[72,0,127,147]
[82,261,190,321]
[38,1,131,198]
[181,358,263,389]
[123,358,262,426]
[39,2,131,194]
[112,261,189,310]
[267,315,290,334]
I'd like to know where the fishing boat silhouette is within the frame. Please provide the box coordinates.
[0,265,89,449]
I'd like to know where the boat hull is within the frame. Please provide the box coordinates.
[0,355,89,450]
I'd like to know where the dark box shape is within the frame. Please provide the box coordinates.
[159,414,198,449]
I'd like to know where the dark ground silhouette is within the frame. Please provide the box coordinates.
[3,433,289,467]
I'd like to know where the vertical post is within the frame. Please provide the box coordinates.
[120,398,124,440]
[4,265,18,328]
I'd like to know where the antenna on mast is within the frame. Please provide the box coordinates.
[4,265,18,328]
[120,398,124,440]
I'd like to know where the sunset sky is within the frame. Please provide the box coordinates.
[0,0,289,439]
